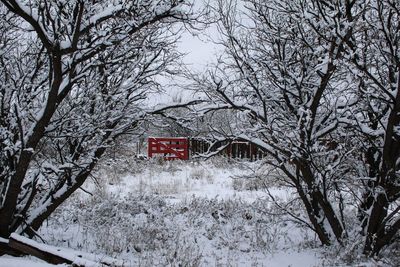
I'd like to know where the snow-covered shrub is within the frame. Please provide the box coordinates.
[36,158,399,265]
[231,177,265,191]
[41,188,297,265]
[189,167,206,180]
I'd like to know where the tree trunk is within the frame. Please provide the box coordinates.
[298,160,345,243]
[295,183,332,245]
[22,147,106,237]
[363,191,389,255]
[0,52,63,239]
[363,78,400,255]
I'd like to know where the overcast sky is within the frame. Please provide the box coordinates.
[178,26,221,71]
[148,21,223,106]
[149,1,225,107]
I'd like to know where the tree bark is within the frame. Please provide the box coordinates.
[0,53,63,239]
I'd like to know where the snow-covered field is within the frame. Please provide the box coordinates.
[0,153,394,266]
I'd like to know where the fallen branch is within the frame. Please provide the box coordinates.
[0,237,21,256]
[8,233,125,266]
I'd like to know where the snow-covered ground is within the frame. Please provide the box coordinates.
[0,155,393,266]
[0,256,66,267]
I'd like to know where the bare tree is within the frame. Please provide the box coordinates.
[341,0,400,256]
[193,0,400,255]
[0,0,194,247]
[193,0,365,245]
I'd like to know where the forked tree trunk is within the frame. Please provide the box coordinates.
[361,80,400,255]
[297,160,345,243]
[295,183,332,245]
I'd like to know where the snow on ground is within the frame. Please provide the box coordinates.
[0,156,392,266]
[109,160,276,202]
[0,255,67,267]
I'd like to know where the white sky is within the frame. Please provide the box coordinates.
[177,26,222,71]
[148,22,223,106]
[149,0,226,107]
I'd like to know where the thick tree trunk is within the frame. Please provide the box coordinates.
[312,190,345,241]
[0,152,33,238]
[0,54,63,239]
[363,192,389,255]
[295,183,332,245]
[298,160,345,243]
[362,78,400,255]
[279,161,343,246]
